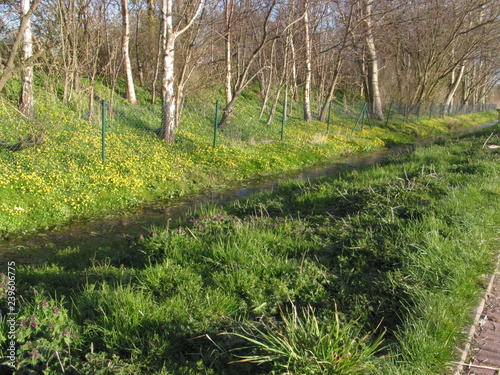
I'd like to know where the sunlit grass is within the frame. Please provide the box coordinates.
[0,79,497,238]
[2,124,498,373]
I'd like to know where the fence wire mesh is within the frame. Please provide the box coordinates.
[0,100,496,170]
[100,100,498,163]
[0,105,101,173]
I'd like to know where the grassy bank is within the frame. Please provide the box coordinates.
[0,88,496,238]
[1,123,498,373]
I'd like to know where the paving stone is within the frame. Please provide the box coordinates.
[468,367,498,375]
[460,269,500,375]
[482,320,500,332]
[476,339,500,354]
[478,330,500,343]
[486,312,500,323]
[474,349,500,367]
[468,368,498,375]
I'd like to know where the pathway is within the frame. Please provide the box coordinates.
[457,255,500,375]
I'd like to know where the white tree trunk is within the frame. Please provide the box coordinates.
[19,0,34,117]
[121,0,137,105]
[288,32,299,102]
[225,0,233,107]
[444,63,465,111]
[362,0,383,121]
[303,0,312,123]
[319,59,342,122]
[160,0,176,142]
[159,0,204,142]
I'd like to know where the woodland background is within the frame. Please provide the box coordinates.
[1,0,500,141]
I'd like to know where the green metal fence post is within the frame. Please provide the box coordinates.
[281,94,287,141]
[385,102,393,127]
[213,100,219,149]
[326,101,332,134]
[366,104,372,128]
[101,99,106,164]
[353,102,366,132]
[362,105,366,129]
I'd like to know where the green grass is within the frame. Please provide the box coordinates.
[226,304,385,374]
[1,123,498,373]
[0,74,496,237]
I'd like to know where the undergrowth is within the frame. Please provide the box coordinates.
[0,75,496,237]
[1,124,498,373]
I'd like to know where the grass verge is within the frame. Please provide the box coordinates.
[0,123,498,373]
[0,86,496,237]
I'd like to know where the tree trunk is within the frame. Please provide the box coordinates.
[259,41,276,119]
[362,0,383,120]
[159,0,204,142]
[444,63,465,112]
[121,0,137,105]
[303,0,312,123]
[135,7,145,86]
[19,0,34,117]
[225,0,234,107]
[218,1,277,128]
[159,0,176,142]
[266,84,284,125]
[287,31,299,102]
[151,31,162,104]
[0,0,41,93]
[319,60,342,122]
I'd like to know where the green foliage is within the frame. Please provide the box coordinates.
[1,73,499,373]
[4,125,498,373]
[0,74,496,238]
[10,292,80,373]
[227,305,385,374]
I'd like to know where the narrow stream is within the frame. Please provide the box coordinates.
[1,122,496,266]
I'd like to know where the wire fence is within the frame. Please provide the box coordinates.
[0,99,497,170]
[103,100,497,160]
[0,106,102,173]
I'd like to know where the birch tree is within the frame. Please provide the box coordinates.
[318,0,355,122]
[384,0,500,105]
[19,0,34,116]
[121,0,137,104]
[158,0,204,142]
[302,0,312,122]
[0,0,42,93]
[360,0,383,120]
[219,0,279,128]
[224,0,234,107]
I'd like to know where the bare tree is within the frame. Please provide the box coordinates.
[302,0,312,122]
[444,61,465,111]
[121,0,137,104]
[219,0,279,128]
[175,6,217,122]
[158,0,204,142]
[383,0,500,105]
[19,0,34,116]
[0,0,42,92]
[224,0,234,106]
[261,2,301,124]
[360,0,383,120]
[318,0,355,122]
